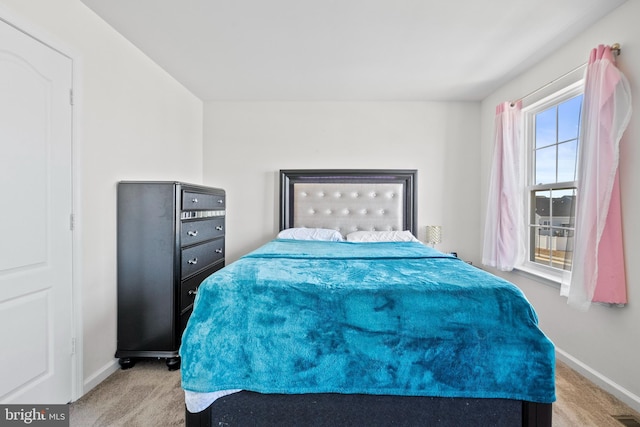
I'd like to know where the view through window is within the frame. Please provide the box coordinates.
[527,92,582,272]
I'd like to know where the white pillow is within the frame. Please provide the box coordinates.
[346,230,419,242]
[277,227,344,241]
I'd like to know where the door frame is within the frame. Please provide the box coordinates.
[0,5,84,402]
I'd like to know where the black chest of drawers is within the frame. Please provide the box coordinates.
[115,181,226,370]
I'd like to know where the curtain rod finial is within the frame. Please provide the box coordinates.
[611,43,621,55]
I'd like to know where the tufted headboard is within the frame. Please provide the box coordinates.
[279,169,417,236]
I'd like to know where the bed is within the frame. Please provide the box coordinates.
[180,169,555,426]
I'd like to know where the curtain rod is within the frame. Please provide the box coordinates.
[511,43,621,106]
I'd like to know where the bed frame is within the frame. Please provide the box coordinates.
[185,169,552,427]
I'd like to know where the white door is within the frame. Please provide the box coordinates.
[0,18,74,404]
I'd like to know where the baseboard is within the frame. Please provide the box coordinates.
[80,359,120,400]
[556,348,640,413]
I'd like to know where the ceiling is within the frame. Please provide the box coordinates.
[80,0,626,102]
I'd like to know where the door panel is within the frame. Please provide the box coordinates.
[0,18,74,404]
[0,41,47,272]
[0,293,48,397]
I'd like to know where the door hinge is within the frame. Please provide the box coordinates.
[71,337,76,355]
[69,89,74,105]
[70,213,74,231]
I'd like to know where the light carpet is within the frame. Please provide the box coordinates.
[69,359,640,426]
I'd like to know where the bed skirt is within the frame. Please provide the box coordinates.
[185,391,552,427]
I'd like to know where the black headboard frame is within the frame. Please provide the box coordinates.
[279,169,417,236]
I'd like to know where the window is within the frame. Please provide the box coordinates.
[522,82,583,278]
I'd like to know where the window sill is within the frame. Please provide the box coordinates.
[512,265,562,290]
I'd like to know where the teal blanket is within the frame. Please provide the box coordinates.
[180,240,555,403]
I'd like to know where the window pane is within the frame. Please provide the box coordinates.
[535,107,557,148]
[558,95,582,142]
[530,188,576,270]
[551,188,576,228]
[557,140,578,182]
[550,188,575,271]
[531,190,551,266]
[533,190,551,226]
[535,145,556,184]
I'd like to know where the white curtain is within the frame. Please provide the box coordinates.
[482,101,525,271]
[561,45,632,310]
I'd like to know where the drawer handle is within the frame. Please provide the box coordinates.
[215,226,223,231]
[188,289,197,296]
[187,258,198,265]
[192,198,198,203]
[217,199,223,204]
[215,249,223,254]
[187,230,198,237]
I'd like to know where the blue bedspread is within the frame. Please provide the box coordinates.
[180,240,555,403]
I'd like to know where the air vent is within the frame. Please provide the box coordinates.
[613,415,640,427]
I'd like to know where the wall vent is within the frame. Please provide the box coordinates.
[613,415,640,427]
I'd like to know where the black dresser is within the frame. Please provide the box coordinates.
[115,181,226,370]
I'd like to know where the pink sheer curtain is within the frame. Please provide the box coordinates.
[482,101,525,271]
[561,45,632,310]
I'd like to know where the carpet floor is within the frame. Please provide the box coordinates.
[69,359,640,426]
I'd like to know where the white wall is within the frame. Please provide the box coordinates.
[203,101,481,263]
[480,0,640,411]
[0,0,204,395]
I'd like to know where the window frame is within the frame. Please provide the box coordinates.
[518,79,584,282]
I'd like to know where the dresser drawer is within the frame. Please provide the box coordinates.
[182,191,225,211]
[181,238,225,279]
[180,262,225,313]
[181,217,225,247]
